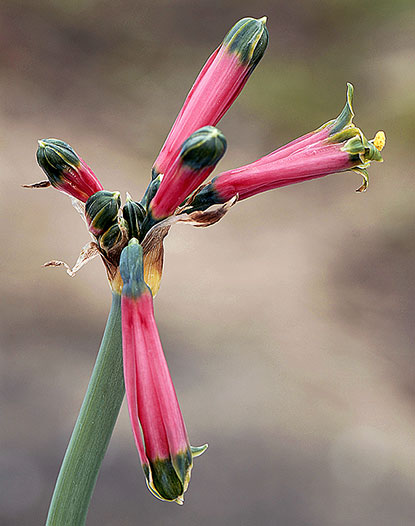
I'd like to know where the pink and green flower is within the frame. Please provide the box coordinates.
[36,138,103,202]
[153,17,268,177]
[147,125,227,224]
[120,239,207,503]
[31,15,386,517]
[187,84,385,211]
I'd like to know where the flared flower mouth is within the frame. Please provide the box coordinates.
[325,83,384,191]
[186,83,385,211]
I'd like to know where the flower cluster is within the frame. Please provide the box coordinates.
[33,16,385,504]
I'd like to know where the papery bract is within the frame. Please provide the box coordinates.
[120,239,207,504]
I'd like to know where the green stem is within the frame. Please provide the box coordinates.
[46,292,125,526]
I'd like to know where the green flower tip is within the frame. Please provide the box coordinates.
[35,138,103,202]
[223,16,269,68]
[180,126,227,170]
[36,138,80,185]
[139,174,163,210]
[119,239,148,298]
[327,83,386,158]
[144,444,208,505]
[123,195,145,240]
[143,449,193,505]
[85,190,121,237]
[128,237,140,248]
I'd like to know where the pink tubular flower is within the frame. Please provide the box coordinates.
[120,239,207,504]
[153,16,268,176]
[36,138,103,202]
[148,126,226,222]
[188,84,386,211]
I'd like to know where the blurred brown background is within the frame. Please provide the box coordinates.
[1,1,414,525]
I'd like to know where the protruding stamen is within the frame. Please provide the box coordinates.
[373,131,386,152]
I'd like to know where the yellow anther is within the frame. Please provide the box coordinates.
[373,131,386,152]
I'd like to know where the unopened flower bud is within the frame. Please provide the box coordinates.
[139,174,163,211]
[180,126,227,170]
[99,221,127,255]
[36,138,103,202]
[85,190,121,237]
[123,195,146,240]
[149,126,226,221]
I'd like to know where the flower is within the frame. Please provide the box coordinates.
[85,190,121,237]
[153,16,268,176]
[120,239,207,504]
[148,126,227,223]
[122,194,146,240]
[187,84,386,211]
[36,138,103,202]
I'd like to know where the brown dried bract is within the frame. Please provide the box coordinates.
[43,241,100,277]
[22,180,51,189]
[139,196,237,295]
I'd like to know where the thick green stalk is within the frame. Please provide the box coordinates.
[46,292,125,526]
